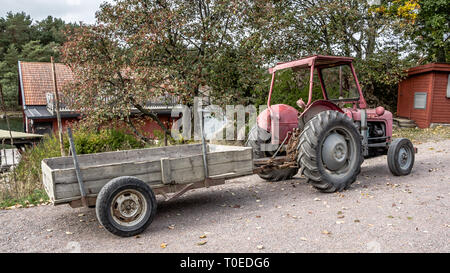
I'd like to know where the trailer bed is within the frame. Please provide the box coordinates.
[42,144,253,205]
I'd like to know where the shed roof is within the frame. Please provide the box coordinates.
[407,63,450,76]
[18,61,73,106]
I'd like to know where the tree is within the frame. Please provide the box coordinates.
[376,0,448,63]
[20,40,60,62]
[0,12,72,110]
[61,0,266,141]
[0,45,19,108]
[32,16,68,46]
[248,0,415,111]
[409,0,449,63]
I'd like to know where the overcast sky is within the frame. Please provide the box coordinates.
[1,0,113,24]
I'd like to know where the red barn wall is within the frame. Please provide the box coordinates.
[430,72,450,124]
[27,115,176,139]
[397,73,432,128]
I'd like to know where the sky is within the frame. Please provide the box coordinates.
[0,0,114,24]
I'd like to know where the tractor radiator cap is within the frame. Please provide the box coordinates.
[375,106,385,116]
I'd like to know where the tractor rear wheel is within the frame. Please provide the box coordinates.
[297,110,363,192]
[246,125,299,181]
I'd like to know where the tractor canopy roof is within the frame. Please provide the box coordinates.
[268,55,354,74]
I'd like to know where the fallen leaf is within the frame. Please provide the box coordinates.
[199,234,207,239]
[160,243,168,248]
[197,241,207,246]
[256,245,264,250]
[314,198,321,201]
[321,230,331,235]
[354,219,360,223]
[65,231,73,235]
[78,213,84,217]
[300,237,307,241]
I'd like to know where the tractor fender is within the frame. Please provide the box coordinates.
[298,100,345,130]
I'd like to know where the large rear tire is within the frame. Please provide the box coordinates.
[246,125,299,181]
[297,110,363,192]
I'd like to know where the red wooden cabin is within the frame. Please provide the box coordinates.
[397,63,450,128]
[18,61,177,137]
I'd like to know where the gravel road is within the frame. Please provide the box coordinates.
[0,139,449,253]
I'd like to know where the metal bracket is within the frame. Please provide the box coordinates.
[67,127,88,207]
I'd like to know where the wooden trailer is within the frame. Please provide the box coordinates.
[41,143,256,236]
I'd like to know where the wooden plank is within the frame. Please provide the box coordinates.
[41,160,55,201]
[53,160,161,184]
[170,159,253,184]
[55,172,163,199]
[43,144,203,170]
[53,148,251,185]
[160,158,172,184]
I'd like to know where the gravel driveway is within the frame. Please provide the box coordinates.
[0,139,449,253]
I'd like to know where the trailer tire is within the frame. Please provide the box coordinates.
[297,110,363,192]
[246,125,299,181]
[387,138,414,176]
[96,176,157,237]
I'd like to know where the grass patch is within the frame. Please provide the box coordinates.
[0,189,49,209]
[393,125,450,144]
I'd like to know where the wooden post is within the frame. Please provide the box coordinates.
[0,83,16,180]
[51,56,65,157]
[67,127,87,207]
[199,107,209,187]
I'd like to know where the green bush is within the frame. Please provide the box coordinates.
[0,128,145,206]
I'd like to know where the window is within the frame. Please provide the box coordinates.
[414,92,427,109]
[320,65,359,101]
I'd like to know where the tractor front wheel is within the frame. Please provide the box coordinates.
[387,138,415,176]
[297,110,363,192]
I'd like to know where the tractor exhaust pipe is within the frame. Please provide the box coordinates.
[360,109,369,157]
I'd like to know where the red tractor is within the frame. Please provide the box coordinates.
[247,55,416,192]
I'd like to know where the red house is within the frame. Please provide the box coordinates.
[397,63,450,128]
[18,61,177,136]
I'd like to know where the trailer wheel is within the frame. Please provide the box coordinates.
[387,138,414,176]
[297,110,363,192]
[96,176,157,237]
[246,125,299,181]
